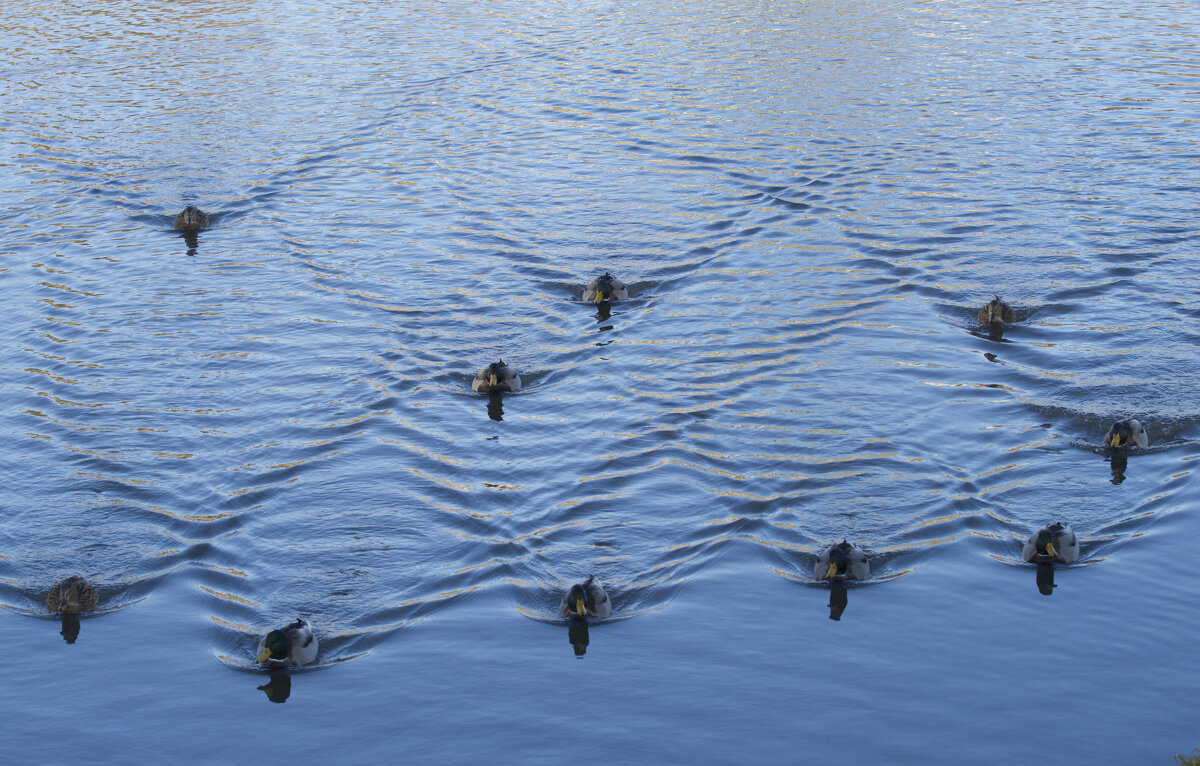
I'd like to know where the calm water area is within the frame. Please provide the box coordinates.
[2,0,1199,763]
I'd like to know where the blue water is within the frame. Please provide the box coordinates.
[2,0,1198,763]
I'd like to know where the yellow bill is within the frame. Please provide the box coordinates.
[574,599,586,616]
[256,647,272,663]
[826,562,837,580]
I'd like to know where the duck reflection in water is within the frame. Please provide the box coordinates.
[486,391,504,422]
[46,576,98,644]
[257,669,293,703]
[827,582,849,621]
[567,619,590,657]
[1108,451,1128,485]
[1035,565,1057,596]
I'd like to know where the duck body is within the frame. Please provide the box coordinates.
[977,297,1015,327]
[815,541,869,581]
[558,575,612,620]
[256,618,318,668]
[45,576,98,613]
[583,273,628,304]
[173,206,209,231]
[1103,418,1148,449]
[472,360,521,393]
[1022,523,1080,565]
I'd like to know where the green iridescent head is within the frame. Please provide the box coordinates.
[257,629,290,663]
[567,583,588,616]
[1109,421,1130,448]
[825,545,849,579]
[592,276,613,304]
[1035,529,1057,558]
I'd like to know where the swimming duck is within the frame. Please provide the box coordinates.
[472,359,521,393]
[816,542,873,585]
[583,273,629,304]
[255,618,318,668]
[45,576,98,613]
[1103,419,1148,449]
[558,575,612,620]
[173,206,209,231]
[977,296,1015,327]
[1022,523,1080,565]
[815,540,870,581]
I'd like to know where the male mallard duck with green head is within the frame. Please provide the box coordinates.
[472,359,521,393]
[815,540,870,581]
[1103,419,1148,449]
[583,273,629,304]
[558,575,612,619]
[1022,523,1080,565]
[46,576,98,613]
[256,618,318,668]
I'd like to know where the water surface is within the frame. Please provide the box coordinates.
[2,0,1198,763]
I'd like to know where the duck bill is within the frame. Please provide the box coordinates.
[574,599,586,616]
[1046,543,1058,558]
[1110,433,1121,447]
[825,562,837,580]
[256,647,272,663]
[488,374,498,387]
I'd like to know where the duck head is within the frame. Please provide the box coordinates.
[257,629,291,663]
[567,583,589,616]
[485,360,507,388]
[825,545,849,579]
[1108,421,1132,448]
[1034,528,1058,558]
[592,275,615,304]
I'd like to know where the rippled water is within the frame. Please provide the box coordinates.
[2,0,1198,762]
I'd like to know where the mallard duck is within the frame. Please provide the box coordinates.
[1103,419,1148,449]
[1022,523,1080,565]
[255,618,318,668]
[558,575,612,619]
[583,273,629,304]
[977,296,1015,327]
[173,206,209,231]
[815,540,870,581]
[45,576,98,613]
[472,359,521,393]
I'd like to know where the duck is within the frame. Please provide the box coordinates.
[1022,523,1080,565]
[472,359,521,393]
[45,576,98,613]
[977,296,1015,327]
[1103,418,1148,449]
[815,540,870,581]
[558,575,612,620]
[173,206,209,231]
[255,618,318,668]
[583,273,629,304]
